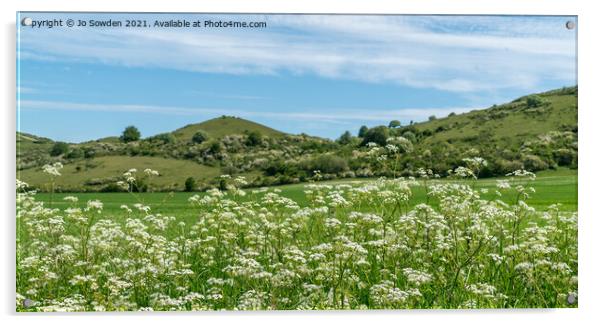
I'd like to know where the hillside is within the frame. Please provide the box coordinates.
[16,87,577,192]
[172,115,284,140]
[412,87,577,148]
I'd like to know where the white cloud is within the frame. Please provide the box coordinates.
[18,14,576,93]
[20,99,477,123]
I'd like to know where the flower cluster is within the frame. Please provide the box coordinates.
[16,162,577,311]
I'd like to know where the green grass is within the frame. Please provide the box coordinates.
[35,169,577,226]
[18,156,220,191]
[172,115,284,140]
[413,87,577,147]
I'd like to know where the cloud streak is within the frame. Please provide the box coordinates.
[20,99,477,124]
[18,14,576,93]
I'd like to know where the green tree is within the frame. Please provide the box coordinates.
[245,131,263,146]
[361,126,389,146]
[526,95,547,108]
[428,115,437,121]
[192,130,209,144]
[49,142,69,156]
[358,125,369,138]
[120,126,141,143]
[388,120,401,128]
[184,177,197,192]
[337,131,353,145]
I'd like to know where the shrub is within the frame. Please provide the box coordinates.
[522,154,549,171]
[304,154,348,174]
[428,115,437,121]
[245,131,263,147]
[361,126,389,146]
[149,133,176,144]
[49,142,69,156]
[192,130,209,144]
[358,125,368,138]
[526,95,546,108]
[337,131,353,145]
[184,177,196,192]
[66,148,84,159]
[388,120,401,128]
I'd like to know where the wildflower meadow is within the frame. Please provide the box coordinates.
[16,154,578,311]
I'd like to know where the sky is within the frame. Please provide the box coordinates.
[17,13,577,142]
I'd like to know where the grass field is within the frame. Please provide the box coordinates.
[35,168,577,223]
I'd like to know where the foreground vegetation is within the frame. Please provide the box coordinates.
[16,160,577,311]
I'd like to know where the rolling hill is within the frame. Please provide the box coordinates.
[16,87,577,192]
[172,115,284,140]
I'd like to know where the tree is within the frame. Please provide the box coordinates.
[120,126,141,143]
[358,125,369,138]
[428,115,437,121]
[184,177,196,192]
[245,131,262,146]
[388,120,401,128]
[192,130,209,144]
[361,126,389,146]
[49,142,69,156]
[526,95,547,108]
[337,131,353,145]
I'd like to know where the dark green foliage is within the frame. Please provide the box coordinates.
[526,95,547,108]
[358,125,368,138]
[361,126,389,146]
[337,131,353,145]
[66,148,84,159]
[303,154,348,174]
[245,131,263,146]
[428,115,437,121]
[184,177,196,192]
[120,126,141,143]
[149,133,176,144]
[207,140,223,154]
[191,130,209,144]
[50,142,69,156]
[388,120,401,128]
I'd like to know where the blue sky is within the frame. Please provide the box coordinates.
[17,13,577,142]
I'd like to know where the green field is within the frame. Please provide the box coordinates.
[35,168,577,222]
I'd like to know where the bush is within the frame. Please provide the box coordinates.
[192,130,209,144]
[388,120,401,128]
[522,154,549,172]
[358,125,368,138]
[120,126,141,143]
[304,154,348,174]
[184,177,196,192]
[401,131,417,143]
[526,95,546,108]
[149,133,176,144]
[66,148,84,159]
[361,126,389,146]
[428,115,437,121]
[337,131,353,145]
[50,142,69,156]
[245,131,263,146]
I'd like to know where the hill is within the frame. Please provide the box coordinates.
[411,86,577,148]
[172,115,284,140]
[16,87,577,192]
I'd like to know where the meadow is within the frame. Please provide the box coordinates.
[35,168,577,219]
[16,162,577,311]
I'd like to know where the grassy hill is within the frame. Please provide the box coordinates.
[172,115,284,140]
[18,156,221,192]
[16,87,577,192]
[411,87,577,147]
